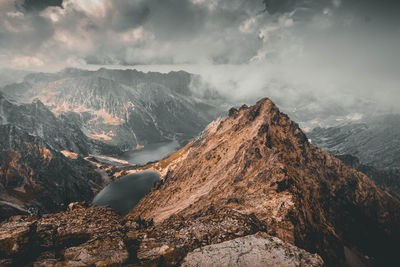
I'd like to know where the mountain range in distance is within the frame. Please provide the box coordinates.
[1,68,226,151]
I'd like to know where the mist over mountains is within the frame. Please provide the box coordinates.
[0,0,399,266]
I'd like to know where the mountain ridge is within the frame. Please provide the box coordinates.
[1,68,224,150]
[130,97,400,266]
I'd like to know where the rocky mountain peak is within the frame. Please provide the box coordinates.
[223,97,308,148]
[131,97,400,266]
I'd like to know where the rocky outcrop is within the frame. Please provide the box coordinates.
[0,204,129,266]
[131,98,400,266]
[0,204,322,266]
[181,232,324,267]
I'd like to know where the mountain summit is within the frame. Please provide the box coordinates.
[131,98,400,266]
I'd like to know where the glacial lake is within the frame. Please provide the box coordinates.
[92,171,161,215]
[121,140,180,165]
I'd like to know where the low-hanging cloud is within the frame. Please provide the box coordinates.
[0,0,399,117]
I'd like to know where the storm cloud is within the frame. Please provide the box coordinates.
[0,0,399,113]
[15,0,63,12]
[0,0,398,67]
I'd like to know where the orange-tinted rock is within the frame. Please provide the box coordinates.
[130,98,400,266]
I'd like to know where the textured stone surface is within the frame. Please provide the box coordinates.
[131,98,400,266]
[181,232,324,267]
[0,205,129,266]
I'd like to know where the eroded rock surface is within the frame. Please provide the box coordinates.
[131,98,400,266]
[0,204,319,266]
[181,232,324,267]
[0,204,128,266]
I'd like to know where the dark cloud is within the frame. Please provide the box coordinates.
[104,0,208,40]
[0,0,398,115]
[144,0,207,40]
[263,0,297,14]
[107,0,151,32]
[15,0,63,13]
[0,8,54,55]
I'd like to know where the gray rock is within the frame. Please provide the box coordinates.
[181,232,324,267]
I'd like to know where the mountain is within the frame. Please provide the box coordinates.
[308,114,400,169]
[131,98,400,266]
[1,68,224,150]
[0,123,105,221]
[0,98,399,266]
[0,93,114,220]
[0,93,117,155]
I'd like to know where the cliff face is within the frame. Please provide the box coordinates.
[130,98,400,266]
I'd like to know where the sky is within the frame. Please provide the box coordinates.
[0,0,399,112]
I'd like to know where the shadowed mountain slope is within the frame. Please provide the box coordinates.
[130,98,400,266]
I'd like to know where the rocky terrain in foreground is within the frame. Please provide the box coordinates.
[0,98,399,266]
[0,204,323,266]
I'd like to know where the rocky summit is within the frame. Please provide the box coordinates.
[0,98,399,266]
[132,98,400,266]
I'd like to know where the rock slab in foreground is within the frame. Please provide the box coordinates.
[181,232,324,267]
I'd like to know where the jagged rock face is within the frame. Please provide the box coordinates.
[0,124,104,221]
[308,114,400,169]
[1,68,224,149]
[130,98,400,266]
[0,204,323,266]
[181,232,324,267]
